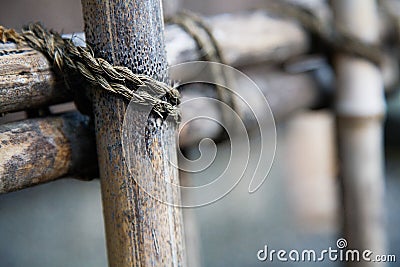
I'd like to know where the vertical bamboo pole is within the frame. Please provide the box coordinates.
[163,0,182,19]
[163,0,203,265]
[180,171,203,267]
[332,0,387,264]
[80,0,186,266]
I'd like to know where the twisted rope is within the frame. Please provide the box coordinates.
[0,24,181,121]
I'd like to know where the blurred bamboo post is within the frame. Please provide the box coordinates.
[163,0,203,266]
[332,0,387,264]
[179,171,203,267]
[80,0,186,266]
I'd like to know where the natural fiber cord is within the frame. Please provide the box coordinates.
[0,24,181,121]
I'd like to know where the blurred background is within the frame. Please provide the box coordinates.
[0,0,400,266]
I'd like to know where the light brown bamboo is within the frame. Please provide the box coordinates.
[332,0,387,265]
[163,1,203,266]
[178,66,320,147]
[179,170,203,267]
[80,0,186,265]
[163,0,182,19]
[166,10,308,66]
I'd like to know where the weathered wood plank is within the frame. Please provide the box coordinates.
[81,0,186,266]
[0,112,97,193]
[0,11,308,114]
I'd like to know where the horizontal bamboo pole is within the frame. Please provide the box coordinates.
[0,11,308,114]
[0,112,97,193]
[166,11,308,66]
[0,43,72,114]
[0,68,320,194]
[178,65,320,147]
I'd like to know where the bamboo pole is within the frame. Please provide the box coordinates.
[162,0,181,19]
[0,112,96,193]
[332,0,387,264]
[0,11,308,114]
[178,66,320,147]
[0,43,72,114]
[162,1,204,266]
[179,171,203,267]
[0,68,321,194]
[80,0,186,266]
